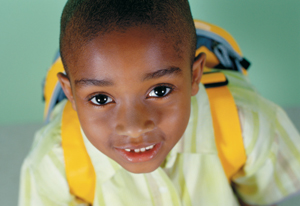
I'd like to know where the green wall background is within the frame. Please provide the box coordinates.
[1,0,299,125]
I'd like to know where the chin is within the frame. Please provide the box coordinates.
[121,162,161,174]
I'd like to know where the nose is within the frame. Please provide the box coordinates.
[115,102,155,138]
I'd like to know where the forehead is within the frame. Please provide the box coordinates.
[66,25,191,81]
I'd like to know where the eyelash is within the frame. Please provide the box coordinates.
[89,93,114,106]
[88,84,174,106]
[147,84,174,98]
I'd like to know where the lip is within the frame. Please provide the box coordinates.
[115,142,162,163]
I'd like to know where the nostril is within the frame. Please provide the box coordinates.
[117,127,144,138]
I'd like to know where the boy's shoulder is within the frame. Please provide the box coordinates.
[219,71,300,205]
[224,70,278,117]
[19,100,74,204]
[24,100,66,169]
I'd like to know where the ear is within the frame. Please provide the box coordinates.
[191,52,206,96]
[57,72,77,111]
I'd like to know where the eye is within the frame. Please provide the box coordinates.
[90,94,113,105]
[148,86,172,98]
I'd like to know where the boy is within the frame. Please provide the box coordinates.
[19,0,300,205]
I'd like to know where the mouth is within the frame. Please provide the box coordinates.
[115,142,162,163]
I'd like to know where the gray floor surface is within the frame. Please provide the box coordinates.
[1,108,300,206]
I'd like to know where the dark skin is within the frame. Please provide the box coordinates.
[58,25,275,206]
[59,25,204,173]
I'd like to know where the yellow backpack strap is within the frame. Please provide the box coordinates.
[201,70,246,181]
[61,101,96,204]
[44,58,65,120]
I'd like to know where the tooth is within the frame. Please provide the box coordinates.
[140,147,146,152]
[125,149,130,152]
[134,149,140,153]
[146,144,154,150]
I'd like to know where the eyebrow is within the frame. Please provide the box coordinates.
[75,78,114,87]
[74,67,182,87]
[143,67,182,81]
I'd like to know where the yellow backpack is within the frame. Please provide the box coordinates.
[43,20,250,204]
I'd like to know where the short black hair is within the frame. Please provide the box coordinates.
[60,0,196,74]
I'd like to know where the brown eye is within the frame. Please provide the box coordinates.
[90,94,112,105]
[148,86,171,97]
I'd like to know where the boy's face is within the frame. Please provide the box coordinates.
[59,25,205,173]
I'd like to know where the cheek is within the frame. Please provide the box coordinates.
[156,93,191,143]
[76,103,115,149]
